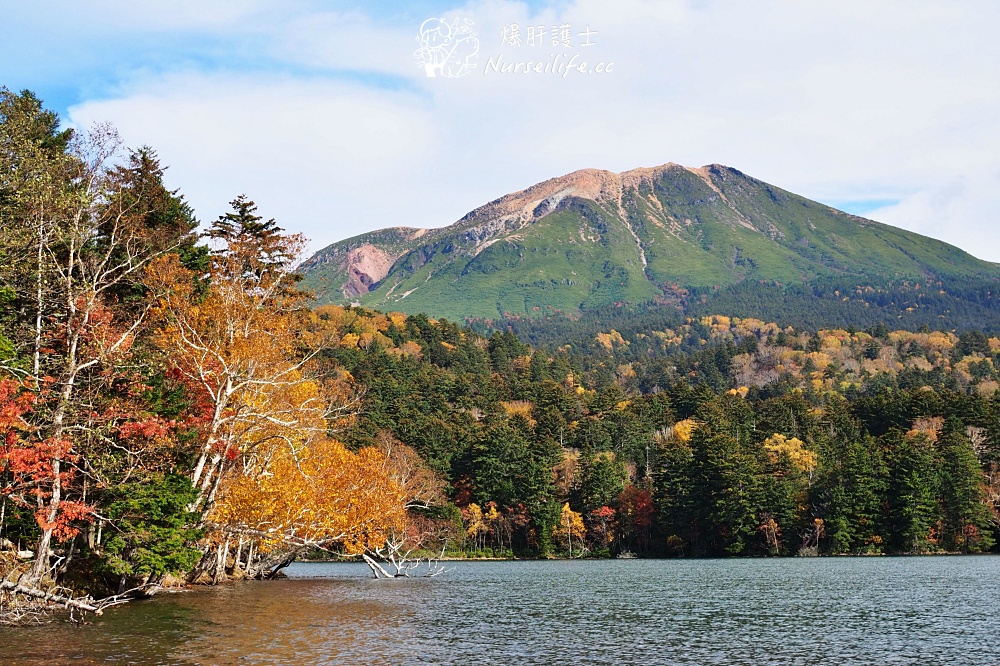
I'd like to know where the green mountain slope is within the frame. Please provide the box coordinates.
[302,163,999,321]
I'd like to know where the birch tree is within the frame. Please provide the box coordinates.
[144,197,386,579]
[1,89,199,595]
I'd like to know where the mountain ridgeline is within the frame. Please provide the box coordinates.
[302,163,1000,329]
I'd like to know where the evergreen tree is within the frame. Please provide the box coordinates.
[886,431,941,553]
[572,452,627,513]
[938,430,995,552]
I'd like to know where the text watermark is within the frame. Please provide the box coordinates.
[415,18,613,79]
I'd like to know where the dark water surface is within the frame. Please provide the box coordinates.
[1,557,998,665]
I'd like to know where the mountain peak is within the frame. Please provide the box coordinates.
[301,162,995,320]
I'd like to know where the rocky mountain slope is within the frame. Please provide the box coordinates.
[300,163,998,321]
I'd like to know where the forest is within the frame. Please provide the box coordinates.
[2,87,999,624]
[329,308,1000,559]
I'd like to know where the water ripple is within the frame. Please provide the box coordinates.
[2,557,998,665]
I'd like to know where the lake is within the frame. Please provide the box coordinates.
[2,557,998,664]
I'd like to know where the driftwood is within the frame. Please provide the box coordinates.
[1,576,158,625]
[363,533,449,579]
[0,579,103,615]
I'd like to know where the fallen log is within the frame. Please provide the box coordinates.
[0,579,103,615]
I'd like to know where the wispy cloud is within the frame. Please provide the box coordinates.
[4,0,999,259]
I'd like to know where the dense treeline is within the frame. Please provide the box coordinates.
[473,275,1000,353]
[330,309,1000,558]
[685,277,1000,333]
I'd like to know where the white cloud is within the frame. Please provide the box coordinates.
[61,0,1000,260]
[70,75,439,243]
[267,11,419,76]
[867,169,1000,263]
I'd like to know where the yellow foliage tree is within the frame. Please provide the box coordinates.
[211,437,406,556]
[502,400,537,426]
[143,199,389,582]
[553,503,587,557]
[672,418,698,444]
[464,502,488,553]
[145,221,357,521]
[764,434,818,474]
[595,330,626,350]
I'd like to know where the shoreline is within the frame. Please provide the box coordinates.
[296,550,997,564]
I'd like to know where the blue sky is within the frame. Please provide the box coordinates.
[2,1,998,260]
[2,1,553,114]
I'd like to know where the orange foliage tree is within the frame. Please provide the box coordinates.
[145,198,406,579]
[144,198,350,517]
[211,437,406,576]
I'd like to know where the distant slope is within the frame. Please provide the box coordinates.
[300,227,430,303]
[302,163,999,322]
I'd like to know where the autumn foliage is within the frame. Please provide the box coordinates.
[0,381,93,544]
[0,92,415,612]
[212,437,406,554]
[137,197,410,578]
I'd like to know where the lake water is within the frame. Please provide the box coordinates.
[2,557,998,665]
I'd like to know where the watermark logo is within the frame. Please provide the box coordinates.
[414,17,479,78]
[487,23,612,77]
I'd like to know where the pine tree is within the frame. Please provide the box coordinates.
[886,430,941,553]
[938,430,995,552]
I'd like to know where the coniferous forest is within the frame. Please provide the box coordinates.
[2,87,1000,623]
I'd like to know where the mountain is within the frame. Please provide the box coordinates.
[300,163,999,323]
